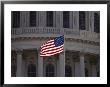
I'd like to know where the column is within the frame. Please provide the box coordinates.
[53,11,56,27]
[72,59,75,77]
[56,58,59,76]
[79,52,85,77]
[59,52,65,77]
[38,49,43,77]
[69,11,73,29]
[73,11,79,30]
[89,11,94,32]
[85,11,89,31]
[56,11,63,28]
[16,49,23,77]
[35,49,38,77]
[20,11,29,27]
[90,57,97,77]
[87,59,92,77]
[39,11,46,27]
[91,64,97,77]
[75,62,80,77]
[36,11,39,27]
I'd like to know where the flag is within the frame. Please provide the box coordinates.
[40,36,64,57]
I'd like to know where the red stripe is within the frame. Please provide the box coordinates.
[41,44,55,51]
[41,40,54,47]
[40,49,63,57]
[41,42,54,49]
[41,46,63,54]
[41,44,63,52]
[40,47,64,56]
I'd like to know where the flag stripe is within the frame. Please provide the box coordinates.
[41,46,63,54]
[40,49,63,57]
[41,44,64,53]
[41,42,54,48]
[41,40,54,47]
[40,36,64,57]
[41,44,55,51]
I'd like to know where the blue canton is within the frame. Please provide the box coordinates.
[54,36,64,47]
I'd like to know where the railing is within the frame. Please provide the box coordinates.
[11,27,99,41]
[80,30,100,40]
[11,27,79,35]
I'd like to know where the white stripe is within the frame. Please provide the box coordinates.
[41,47,63,54]
[41,40,54,46]
[41,44,55,51]
[41,41,54,48]
[41,45,64,53]
[40,50,63,57]
[46,40,54,43]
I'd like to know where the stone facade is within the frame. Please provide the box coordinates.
[11,11,100,77]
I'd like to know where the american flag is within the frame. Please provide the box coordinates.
[40,36,64,57]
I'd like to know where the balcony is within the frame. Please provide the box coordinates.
[11,27,99,42]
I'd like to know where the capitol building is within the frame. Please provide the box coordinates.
[11,11,100,77]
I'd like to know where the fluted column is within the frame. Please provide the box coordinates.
[35,49,38,77]
[85,11,89,31]
[91,64,97,77]
[53,11,56,27]
[59,52,65,77]
[90,58,97,77]
[16,49,23,77]
[72,59,75,77]
[38,49,43,77]
[89,12,94,32]
[73,11,79,30]
[69,11,73,29]
[36,11,39,27]
[79,52,85,77]
[56,57,59,76]
[56,11,63,28]
[39,11,46,27]
[20,11,29,27]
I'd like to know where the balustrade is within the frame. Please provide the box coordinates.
[11,27,99,42]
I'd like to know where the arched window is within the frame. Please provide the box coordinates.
[28,64,36,77]
[46,64,55,77]
[65,65,72,77]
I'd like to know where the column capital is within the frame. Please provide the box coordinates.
[16,49,23,55]
[37,47,41,52]
[79,50,85,56]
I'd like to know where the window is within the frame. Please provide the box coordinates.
[12,11,20,28]
[63,11,69,28]
[46,64,55,77]
[79,11,86,30]
[94,13,100,33]
[28,64,36,77]
[46,11,53,27]
[30,11,36,27]
[65,65,72,77]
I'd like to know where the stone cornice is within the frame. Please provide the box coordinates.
[11,37,99,46]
